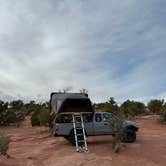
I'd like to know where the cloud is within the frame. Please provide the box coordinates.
[0,0,166,103]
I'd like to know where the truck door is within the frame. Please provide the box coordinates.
[102,113,113,134]
[94,113,106,135]
[94,113,113,135]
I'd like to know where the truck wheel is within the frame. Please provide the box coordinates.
[121,130,136,143]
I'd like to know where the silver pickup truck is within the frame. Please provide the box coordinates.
[52,112,138,144]
[50,92,138,144]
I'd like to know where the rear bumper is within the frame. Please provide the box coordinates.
[52,131,67,137]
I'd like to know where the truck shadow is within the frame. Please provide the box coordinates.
[87,139,113,145]
[86,135,113,144]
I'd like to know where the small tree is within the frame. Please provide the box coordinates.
[6,111,17,125]
[0,101,8,111]
[10,100,24,110]
[147,99,164,114]
[120,100,145,117]
[96,97,119,114]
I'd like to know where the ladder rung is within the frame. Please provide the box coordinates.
[74,115,81,117]
[73,113,81,115]
[77,134,83,136]
[76,127,83,130]
[78,140,85,143]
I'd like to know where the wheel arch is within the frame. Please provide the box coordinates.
[125,125,138,132]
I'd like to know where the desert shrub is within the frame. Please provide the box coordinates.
[0,101,8,125]
[10,100,24,110]
[25,101,39,114]
[0,111,18,126]
[95,97,120,114]
[25,101,49,115]
[38,109,52,126]
[0,100,26,126]
[31,110,40,126]
[16,112,25,121]
[159,104,166,124]
[0,133,11,156]
[95,98,146,117]
[120,100,146,117]
[31,109,53,127]
[111,115,124,153]
[6,111,17,124]
[147,99,164,114]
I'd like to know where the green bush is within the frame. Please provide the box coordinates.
[0,133,11,156]
[0,111,18,126]
[31,109,53,127]
[147,99,164,114]
[95,97,120,114]
[31,110,41,126]
[6,111,17,124]
[10,100,24,110]
[120,100,146,117]
[16,112,25,121]
[0,100,25,126]
[159,104,166,123]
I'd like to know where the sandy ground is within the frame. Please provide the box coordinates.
[0,115,166,166]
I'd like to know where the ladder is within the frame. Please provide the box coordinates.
[72,113,88,152]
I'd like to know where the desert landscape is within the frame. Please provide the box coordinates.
[1,1,166,166]
[0,115,166,166]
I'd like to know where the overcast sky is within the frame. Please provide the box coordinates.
[0,0,166,103]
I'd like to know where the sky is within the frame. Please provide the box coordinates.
[0,0,166,103]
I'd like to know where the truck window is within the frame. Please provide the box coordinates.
[95,113,102,122]
[103,113,111,122]
[55,114,72,123]
[83,113,93,122]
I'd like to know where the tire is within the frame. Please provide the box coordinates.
[67,129,87,146]
[121,130,136,143]
[68,129,76,145]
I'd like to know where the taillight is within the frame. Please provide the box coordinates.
[55,125,59,131]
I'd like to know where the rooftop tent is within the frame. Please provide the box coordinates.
[58,98,93,113]
[50,93,94,114]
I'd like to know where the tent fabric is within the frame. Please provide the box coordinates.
[50,93,94,115]
[58,98,94,113]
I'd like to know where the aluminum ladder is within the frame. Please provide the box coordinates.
[72,113,88,152]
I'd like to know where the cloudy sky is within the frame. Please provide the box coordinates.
[0,0,166,103]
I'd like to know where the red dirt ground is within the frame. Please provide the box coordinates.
[0,115,166,166]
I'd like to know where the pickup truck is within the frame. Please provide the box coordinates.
[52,112,139,144]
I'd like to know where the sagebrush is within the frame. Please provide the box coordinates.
[31,109,54,127]
[159,104,166,124]
[0,133,11,156]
